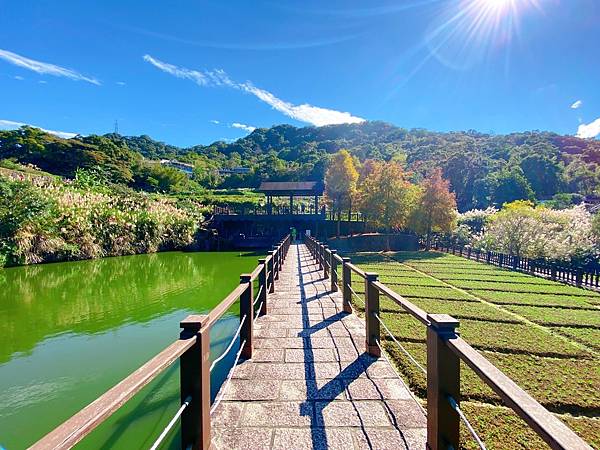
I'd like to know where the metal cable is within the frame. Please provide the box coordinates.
[447,395,488,450]
[374,313,427,375]
[348,285,365,306]
[149,395,192,450]
[210,339,246,414]
[253,285,264,306]
[210,315,246,372]
[254,302,264,323]
[375,340,427,417]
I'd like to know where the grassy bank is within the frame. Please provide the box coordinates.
[0,168,204,267]
[349,251,599,449]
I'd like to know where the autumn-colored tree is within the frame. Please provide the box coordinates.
[409,169,457,249]
[325,150,359,236]
[358,161,419,247]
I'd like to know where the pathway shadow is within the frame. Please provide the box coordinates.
[294,244,414,449]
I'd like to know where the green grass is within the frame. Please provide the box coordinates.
[553,326,600,351]
[379,312,588,358]
[470,290,600,309]
[504,305,600,328]
[349,250,599,447]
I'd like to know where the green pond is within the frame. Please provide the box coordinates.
[0,251,260,449]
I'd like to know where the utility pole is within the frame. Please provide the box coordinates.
[114,119,119,135]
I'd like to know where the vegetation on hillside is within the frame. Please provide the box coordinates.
[2,122,600,211]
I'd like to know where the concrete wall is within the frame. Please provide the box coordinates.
[326,233,418,253]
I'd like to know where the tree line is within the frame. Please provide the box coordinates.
[1,122,599,212]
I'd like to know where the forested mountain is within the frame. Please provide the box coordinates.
[1,122,599,211]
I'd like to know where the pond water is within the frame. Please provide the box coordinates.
[0,251,260,449]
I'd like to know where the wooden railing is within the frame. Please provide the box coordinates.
[213,204,366,221]
[305,235,592,450]
[433,240,600,289]
[30,234,292,450]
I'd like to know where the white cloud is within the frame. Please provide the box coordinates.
[571,100,583,109]
[143,54,231,87]
[38,80,47,84]
[0,119,79,139]
[210,119,220,124]
[143,54,365,127]
[576,118,600,139]
[0,49,100,85]
[231,122,256,133]
[14,75,24,80]
[116,81,126,86]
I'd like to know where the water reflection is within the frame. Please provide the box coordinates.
[0,251,258,449]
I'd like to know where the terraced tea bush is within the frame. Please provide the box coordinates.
[504,305,600,328]
[553,326,600,350]
[470,290,600,309]
[444,280,591,295]
[406,298,518,323]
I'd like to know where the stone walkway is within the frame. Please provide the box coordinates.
[211,243,426,449]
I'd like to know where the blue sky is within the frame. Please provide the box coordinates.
[0,0,599,147]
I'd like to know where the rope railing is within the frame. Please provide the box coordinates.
[374,313,426,375]
[149,395,192,450]
[447,395,487,450]
[210,315,247,372]
[210,339,246,414]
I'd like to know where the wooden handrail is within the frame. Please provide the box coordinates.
[447,336,591,450]
[305,235,592,450]
[372,281,429,326]
[30,337,196,450]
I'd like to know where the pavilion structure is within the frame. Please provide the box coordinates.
[258,181,324,215]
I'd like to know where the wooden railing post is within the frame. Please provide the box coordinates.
[513,256,519,271]
[551,264,557,281]
[342,257,352,313]
[427,314,460,450]
[330,249,338,292]
[323,245,330,278]
[272,245,280,280]
[267,251,275,293]
[318,243,323,270]
[180,314,211,450]
[258,258,268,315]
[576,268,583,287]
[365,272,380,357]
[240,274,253,359]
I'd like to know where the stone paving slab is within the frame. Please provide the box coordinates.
[212,243,426,449]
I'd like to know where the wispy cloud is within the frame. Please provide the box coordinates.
[231,122,256,133]
[0,119,79,139]
[571,100,583,109]
[116,81,126,86]
[143,55,365,127]
[14,75,24,80]
[577,118,600,139]
[209,119,220,124]
[0,49,100,85]
[143,54,231,86]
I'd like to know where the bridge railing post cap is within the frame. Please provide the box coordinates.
[180,314,208,330]
[258,258,266,263]
[330,249,337,254]
[240,273,252,282]
[427,313,460,331]
[365,272,379,280]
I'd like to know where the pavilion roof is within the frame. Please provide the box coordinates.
[258,181,324,196]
